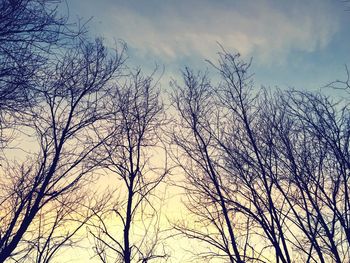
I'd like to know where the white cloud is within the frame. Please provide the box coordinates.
[72,0,340,64]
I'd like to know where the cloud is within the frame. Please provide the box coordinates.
[72,0,339,64]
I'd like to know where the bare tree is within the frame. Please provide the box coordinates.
[0,38,125,261]
[170,68,251,263]
[171,49,350,263]
[211,52,295,263]
[7,187,108,263]
[0,0,83,148]
[272,90,350,262]
[89,69,169,263]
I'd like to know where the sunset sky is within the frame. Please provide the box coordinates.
[66,0,350,91]
[3,0,350,262]
[55,1,350,262]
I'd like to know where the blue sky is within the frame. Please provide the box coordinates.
[67,0,350,92]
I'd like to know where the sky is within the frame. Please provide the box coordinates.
[4,0,350,262]
[65,0,350,93]
[57,1,350,261]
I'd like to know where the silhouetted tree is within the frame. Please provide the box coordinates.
[272,90,350,262]
[171,67,250,263]
[0,38,125,261]
[0,0,82,148]
[89,69,169,263]
[171,49,350,263]
[9,187,108,263]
